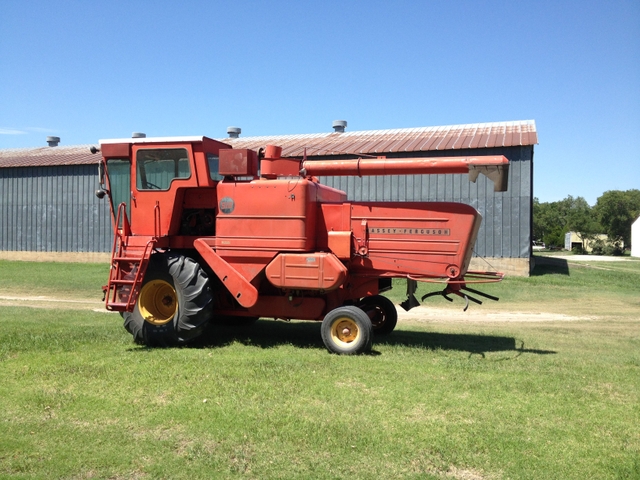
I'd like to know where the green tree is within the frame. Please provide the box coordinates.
[565,196,600,251]
[533,198,566,246]
[533,195,599,250]
[595,189,640,249]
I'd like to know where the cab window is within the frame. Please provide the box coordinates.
[136,148,190,190]
[106,158,131,220]
[207,153,223,181]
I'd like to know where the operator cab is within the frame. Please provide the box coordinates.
[97,136,230,237]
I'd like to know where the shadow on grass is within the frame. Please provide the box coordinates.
[376,329,556,357]
[532,255,570,276]
[176,320,556,357]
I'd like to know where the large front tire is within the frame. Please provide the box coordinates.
[358,295,398,335]
[321,306,373,355]
[123,253,213,346]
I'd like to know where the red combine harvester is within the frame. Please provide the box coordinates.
[93,136,508,354]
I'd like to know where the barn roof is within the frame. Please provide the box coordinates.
[0,144,96,168]
[0,120,537,168]
[222,120,538,157]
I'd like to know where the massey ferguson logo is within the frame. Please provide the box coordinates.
[369,227,450,236]
[219,197,235,214]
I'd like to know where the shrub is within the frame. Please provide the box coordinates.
[591,238,606,255]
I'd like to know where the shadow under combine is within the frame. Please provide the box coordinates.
[376,329,556,357]
[182,320,556,357]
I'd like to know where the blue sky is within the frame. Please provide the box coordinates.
[1,0,638,205]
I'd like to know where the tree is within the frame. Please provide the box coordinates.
[564,196,600,251]
[533,197,566,246]
[595,189,640,249]
[533,196,599,249]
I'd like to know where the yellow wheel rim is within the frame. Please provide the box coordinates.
[138,279,177,325]
[330,317,360,345]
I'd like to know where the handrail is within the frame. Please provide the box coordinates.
[106,202,157,312]
[106,204,127,308]
[153,201,161,239]
[125,239,156,310]
[113,202,131,237]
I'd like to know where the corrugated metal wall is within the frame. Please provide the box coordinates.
[319,146,533,259]
[0,164,112,253]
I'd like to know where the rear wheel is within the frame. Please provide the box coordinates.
[358,295,398,335]
[123,252,213,346]
[321,306,373,355]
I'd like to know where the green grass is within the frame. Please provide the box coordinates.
[1,309,639,479]
[0,260,108,299]
[1,260,639,478]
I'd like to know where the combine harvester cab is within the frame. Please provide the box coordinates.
[93,137,508,354]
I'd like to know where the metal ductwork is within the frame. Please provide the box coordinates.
[227,127,241,138]
[332,120,347,133]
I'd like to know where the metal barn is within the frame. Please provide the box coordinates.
[0,146,112,260]
[0,120,537,274]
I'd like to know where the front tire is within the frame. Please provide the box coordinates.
[358,295,398,335]
[123,252,213,346]
[321,306,373,355]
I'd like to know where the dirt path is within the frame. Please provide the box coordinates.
[0,295,108,312]
[544,254,640,262]
[396,305,593,324]
[0,294,593,323]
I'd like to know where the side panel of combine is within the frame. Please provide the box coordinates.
[265,252,348,291]
[350,202,481,279]
[216,179,317,252]
[213,179,347,282]
[319,202,481,279]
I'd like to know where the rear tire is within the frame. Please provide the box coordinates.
[123,252,213,346]
[358,295,398,335]
[321,306,373,355]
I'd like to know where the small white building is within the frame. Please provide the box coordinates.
[564,231,619,253]
[632,216,640,257]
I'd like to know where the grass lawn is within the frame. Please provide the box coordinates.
[0,260,108,300]
[0,258,639,479]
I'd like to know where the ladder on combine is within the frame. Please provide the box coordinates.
[104,204,155,312]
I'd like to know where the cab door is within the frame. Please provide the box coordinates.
[130,144,198,236]
[105,158,132,227]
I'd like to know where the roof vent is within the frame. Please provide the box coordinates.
[332,120,347,133]
[46,136,60,147]
[132,132,146,138]
[227,126,241,138]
